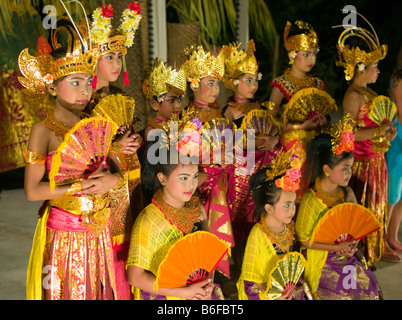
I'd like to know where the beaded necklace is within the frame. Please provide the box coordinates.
[42,109,72,140]
[152,189,201,234]
[260,219,295,253]
[315,177,345,208]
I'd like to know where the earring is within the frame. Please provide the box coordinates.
[160,181,166,186]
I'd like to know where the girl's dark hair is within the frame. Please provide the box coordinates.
[287,22,313,38]
[304,133,354,188]
[250,168,284,222]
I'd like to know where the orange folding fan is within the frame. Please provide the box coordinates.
[155,231,230,289]
[310,203,381,245]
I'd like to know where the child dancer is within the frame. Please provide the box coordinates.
[182,45,225,123]
[86,2,143,299]
[142,58,187,142]
[21,14,123,299]
[267,20,328,166]
[295,115,380,300]
[220,40,283,278]
[237,150,309,300]
[126,112,224,300]
[337,22,397,267]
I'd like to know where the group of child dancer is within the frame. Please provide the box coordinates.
[19,2,401,300]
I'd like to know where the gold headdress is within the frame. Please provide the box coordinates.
[181,45,225,88]
[327,113,356,155]
[334,11,387,81]
[160,109,209,159]
[90,2,142,86]
[142,58,187,101]
[284,20,319,52]
[18,2,99,103]
[264,150,302,192]
[221,39,260,89]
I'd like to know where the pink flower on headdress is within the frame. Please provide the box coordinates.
[275,168,301,192]
[335,131,354,155]
[101,4,114,18]
[128,1,141,14]
[177,130,202,157]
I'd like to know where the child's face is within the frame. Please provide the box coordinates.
[269,190,297,225]
[97,51,123,83]
[364,61,380,84]
[293,48,318,73]
[325,157,354,187]
[192,76,220,104]
[234,73,258,99]
[154,92,182,120]
[159,162,199,205]
[52,73,93,112]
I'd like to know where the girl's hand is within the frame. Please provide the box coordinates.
[256,136,279,151]
[335,240,357,257]
[114,131,142,155]
[300,116,320,131]
[275,290,292,300]
[178,278,212,300]
[384,123,397,142]
[79,162,120,196]
[316,112,329,129]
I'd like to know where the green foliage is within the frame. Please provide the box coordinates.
[167,0,236,49]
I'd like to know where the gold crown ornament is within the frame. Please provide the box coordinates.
[90,2,142,87]
[284,20,319,52]
[18,4,99,103]
[142,58,187,101]
[160,109,210,159]
[327,112,356,155]
[181,45,225,88]
[264,150,302,193]
[334,11,387,81]
[221,39,261,89]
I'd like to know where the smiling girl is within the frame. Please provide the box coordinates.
[295,115,380,300]
[126,114,224,300]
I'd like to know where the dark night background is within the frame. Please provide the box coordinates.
[1,0,401,190]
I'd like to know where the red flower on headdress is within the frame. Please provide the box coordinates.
[128,1,141,14]
[101,4,114,18]
[334,131,354,155]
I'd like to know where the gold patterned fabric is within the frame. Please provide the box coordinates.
[0,70,48,172]
[295,189,330,295]
[126,202,185,300]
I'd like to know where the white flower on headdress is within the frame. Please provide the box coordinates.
[358,63,366,72]
[43,74,54,84]
[257,72,263,81]
[233,79,240,86]
[118,2,142,48]
[289,51,297,59]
